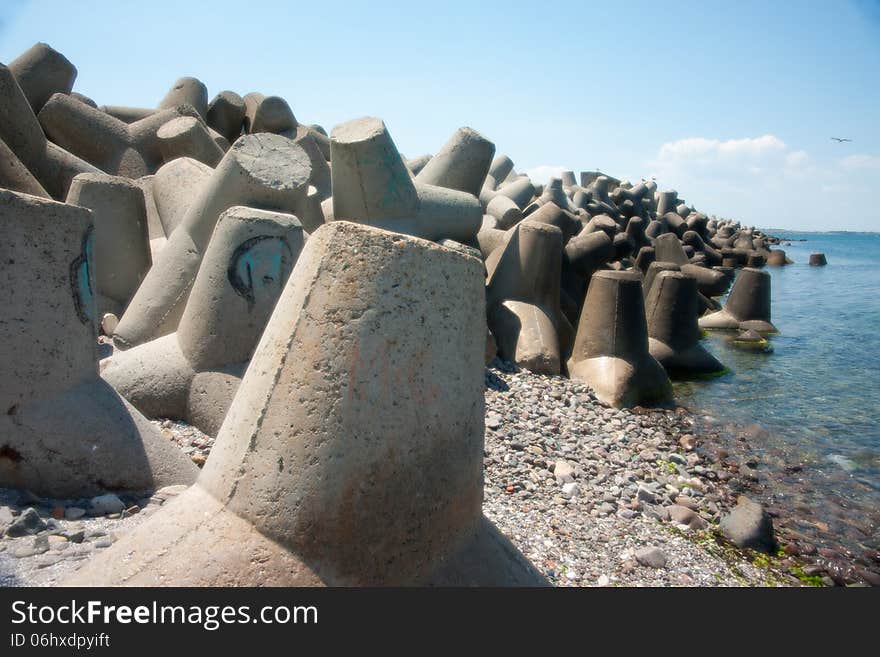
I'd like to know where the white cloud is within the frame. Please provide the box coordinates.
[643,134,879,230]
[785,150,809,168]
[656,135,786,162]
[839,154,880,170]
[523,164,568,184]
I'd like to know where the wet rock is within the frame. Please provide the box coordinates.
[855,568,880,587]
[720,496,776,552]
[679,435,696,451]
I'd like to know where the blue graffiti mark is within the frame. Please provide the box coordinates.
[227,235,294,310]
[69,226,95,324]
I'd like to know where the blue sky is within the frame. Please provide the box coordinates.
[2,0,878,230]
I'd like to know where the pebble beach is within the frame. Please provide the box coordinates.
[5,359,876,587]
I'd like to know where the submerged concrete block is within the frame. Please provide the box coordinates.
[646,271,725,376]
[67,221,545,586]
[699,267,778,333]
[8,42,76,114]
[0,189,197,497]
[568,270,672,408]
[103,206,306,436]
[65,173,151,316]
[114,133,313,349]
[330,116,482,242]
[766,249,792,266]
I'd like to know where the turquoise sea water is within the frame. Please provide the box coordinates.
[674,231,880,554]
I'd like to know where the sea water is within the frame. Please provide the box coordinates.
[674,232,880,554]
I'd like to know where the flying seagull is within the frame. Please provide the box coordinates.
[831,137,852,143]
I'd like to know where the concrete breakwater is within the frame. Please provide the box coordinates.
[2,41,871,586]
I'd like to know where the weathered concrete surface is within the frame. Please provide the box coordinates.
[67,221,545,586]
[0,189,197,497]
[699,267,778,333]
[0,135,49,198]
[104,207,306,436]
[159,77,207,118]
[415,126,495,197]
[113,133,312,349]
[8,42,76,113]
[157,116,224,167]
[0,64,100,199]
[66,172,151,316]
[568,270,672,408]
[646,271,726,376]
[151,156,213,236]
[486,221,569,374]
[38,92,199,178]
[206,91,245,143]
[330,116,482,242]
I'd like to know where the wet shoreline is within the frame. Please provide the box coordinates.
[684,405,880,585]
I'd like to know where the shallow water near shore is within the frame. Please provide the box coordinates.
[675,231,880,559]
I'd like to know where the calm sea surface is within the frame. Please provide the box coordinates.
[674,231,880,553]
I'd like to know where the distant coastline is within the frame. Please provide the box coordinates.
[763,229,880,235]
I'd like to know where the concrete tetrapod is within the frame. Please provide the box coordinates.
[699,267,778,333]
[38,92,199,178]
[414,126,495,197]
[8,42,77,114]
[0,189,197,497]
[113,133,313,349]
[560,229,614,305]
[66,221,545,586]
[156,116,224,167]
[206,91,245,144]
[486,220,570,375]
[330,117,483,243]
[645,271,726,377]
[765,249,792,266]
[0,135,49,198]
[0,64,100,199]
[151,156,213,237]
[102,206,306,436]
[158,77,208,118]
[653,232,689,265]
[567,270,672,408]
[65,172,151,317]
